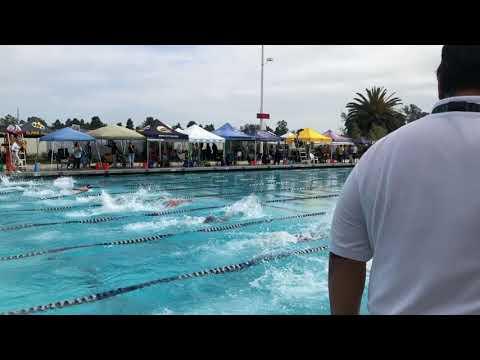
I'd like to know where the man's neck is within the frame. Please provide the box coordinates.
[452,90,480,97]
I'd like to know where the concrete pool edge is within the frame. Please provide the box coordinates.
[6,163,355,179]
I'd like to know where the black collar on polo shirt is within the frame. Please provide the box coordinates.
[432,101,480,114]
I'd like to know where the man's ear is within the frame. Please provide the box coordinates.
[438,79,445,100]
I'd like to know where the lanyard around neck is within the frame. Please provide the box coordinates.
[432,101,480,114]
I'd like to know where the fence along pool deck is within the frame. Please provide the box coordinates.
[10,163,355,179]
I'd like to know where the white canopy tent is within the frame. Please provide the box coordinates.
[181,125,225,144]
[180,125,225,164]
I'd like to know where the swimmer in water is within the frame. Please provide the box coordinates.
[163,199,192,208]
[71,184,93,194]
[202,215,231,224]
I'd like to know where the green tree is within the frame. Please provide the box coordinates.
[126,118,134,129]
[117,122,123,127]
[274,120,288,136]
[203,124,215,132]
[0,114,19,130]
[143,117,158,128]
[402,104,429,123]
[90,116,105,130]
[344,86,404,139]
[52,119,64,129]
[172,122,182,130]
[368,123,388,141]
[241,123,260,133]
[186,121,197,128]
[350,122,362,140]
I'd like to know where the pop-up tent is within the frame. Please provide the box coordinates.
[244,129,281,142]
[88,124,145,140]
[322,130,354,145]
[182,124,225,144]
[322,129,354,161]
[40,127,95,166]
[297,128,332,144]
[21,119,51,164]
[181,125,225,164]
[88,125,145,166]
[214,123,255,141]
[21,119,50,138]
[243,129,282,163]
[214,123,255,164]
[138,121,188,167]
[139,121,189,141]
[40,127,95,142]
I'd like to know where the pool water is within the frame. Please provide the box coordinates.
[0,168,369,315]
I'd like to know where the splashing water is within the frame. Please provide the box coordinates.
[154,308,175,315]
[250,265,328,304]
[53,177,75,190]
[224,194,264,219]
[0,175,11,186]
[63,189,172,218]
[123,216,206,232]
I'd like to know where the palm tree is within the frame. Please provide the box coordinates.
[345,86,404,139]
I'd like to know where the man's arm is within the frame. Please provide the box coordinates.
[329,165,371,315]
[328,252,366,315]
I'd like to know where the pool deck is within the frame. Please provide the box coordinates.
[5,163,355,179]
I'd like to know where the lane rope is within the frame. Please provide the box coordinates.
[1,245,328,315]
[0,193,339,230]
[0,216,129,232]
[0,212,326,261]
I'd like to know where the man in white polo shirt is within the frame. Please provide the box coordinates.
[329,45,480,315]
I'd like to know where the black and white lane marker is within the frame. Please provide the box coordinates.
[1,245,329,315]
[0,212,326,261]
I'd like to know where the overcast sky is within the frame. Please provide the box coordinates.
[0,45,442,132]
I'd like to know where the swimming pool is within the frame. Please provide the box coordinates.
[0,168,369,315]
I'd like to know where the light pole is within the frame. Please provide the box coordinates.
[259,45,273,158]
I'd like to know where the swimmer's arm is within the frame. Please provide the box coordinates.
[328,253,366,315]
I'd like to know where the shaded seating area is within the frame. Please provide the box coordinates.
[138,121,189,168]
[293,128,332,164]
[178,124,225,167]
[214,123,255,165]
[88,125,145,168]
[40,127,95,170]
[322,129,355,163]
[243,129,282,165]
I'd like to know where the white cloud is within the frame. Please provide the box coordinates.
[0,45,442,131]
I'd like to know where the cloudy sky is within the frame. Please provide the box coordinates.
[0,45,442,131]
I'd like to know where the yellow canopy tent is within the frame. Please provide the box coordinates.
[297,128,332,144]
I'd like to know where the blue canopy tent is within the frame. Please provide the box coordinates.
[40,127,95,142]
[214,123,255,141]
[245,129,281,142]
[214,123,255,164]
[40,127,95,167]
[243,129,282,163]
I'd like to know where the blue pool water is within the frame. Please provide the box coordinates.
[0,168,369,315]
